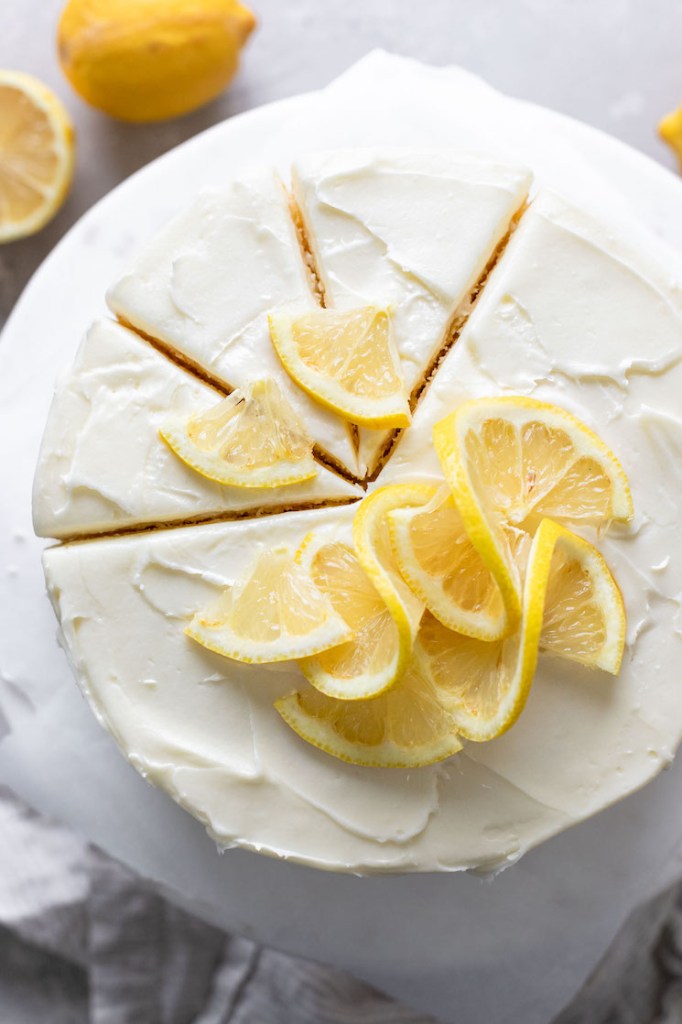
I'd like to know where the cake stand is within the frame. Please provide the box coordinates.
[2,52,682,1024]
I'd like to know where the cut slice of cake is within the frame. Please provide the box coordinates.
[33,318,361,539]
[291,151,533,475]
[106,173,360,478]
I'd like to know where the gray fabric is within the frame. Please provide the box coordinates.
[4,780,682,1023]
[0,786,438,1023]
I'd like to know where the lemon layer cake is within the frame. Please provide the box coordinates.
[33,318,360,538]
[35,156,682,874]
[292,151,532,474]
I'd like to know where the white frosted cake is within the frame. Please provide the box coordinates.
[33,150,682,874]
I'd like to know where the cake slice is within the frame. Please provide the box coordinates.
[106,173,360,477]
[33,318,361,539]
[292,151,532,475]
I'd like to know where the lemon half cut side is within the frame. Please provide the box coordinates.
[0,71,75,242]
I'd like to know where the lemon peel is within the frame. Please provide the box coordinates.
[58,0,256,123]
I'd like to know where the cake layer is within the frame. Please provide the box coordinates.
[33,319,361,539]
[292,151,532,474]
[106,174,359,477]
[43,505,575,873]
[383,188,682,807]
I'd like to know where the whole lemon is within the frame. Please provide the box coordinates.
[57,0,256,123]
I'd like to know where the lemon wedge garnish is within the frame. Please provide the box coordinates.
[298,537,402,700]
[419,518,626,741]
[387,483,519,641]
[269,306,410,428]
[433,396,633,634]
[352,484,429,680]
[160,379,318,488]
[276,646,462,768]
[186,545,352,663]
[0,71,75,242]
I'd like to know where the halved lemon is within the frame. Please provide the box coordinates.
[0,71,75,242]
[276,646,462,768]
[418,518,626,741]
[186,545,352,663]
[387,483,522,641]
[269,306,410,428]
[352,484,430,680]
[298,536,401,700]
[160,378,317,488]
[433,396,633,634]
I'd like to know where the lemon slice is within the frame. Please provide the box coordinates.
[388,483,516,641]
[0,71,75,242]
[160,378,318,488]
[352,484,429,679]
[419,518,626,741]
[269,306,410,428]
[433,396,633,633]
[298,537,401,700]
[538,519,625,674]
[276,646,462,768]
[186,545,352,663]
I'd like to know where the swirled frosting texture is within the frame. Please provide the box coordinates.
[293,151,531,473]
[32,319,360,538]
[40,176,682,874]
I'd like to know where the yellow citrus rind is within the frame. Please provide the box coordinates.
[269,306,411,429]
[0,71,75,243]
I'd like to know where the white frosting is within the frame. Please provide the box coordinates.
[106,173,359,476]
[384,187,682,826]
[43,506,569,872]
[32,318,360,538]
[293,151,531,473]
[37,174,682,875]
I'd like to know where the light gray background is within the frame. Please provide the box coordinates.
[2,0,682,322]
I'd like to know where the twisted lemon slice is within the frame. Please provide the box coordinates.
[433,397,633,634]
[298,537,401,700]
[161,378,317,488]
[352,484,429,681]
[186,546,351,663]
[269,306,410,428]
[277,646,462,769]
[387,484,527,641]
[419,519,626,741]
